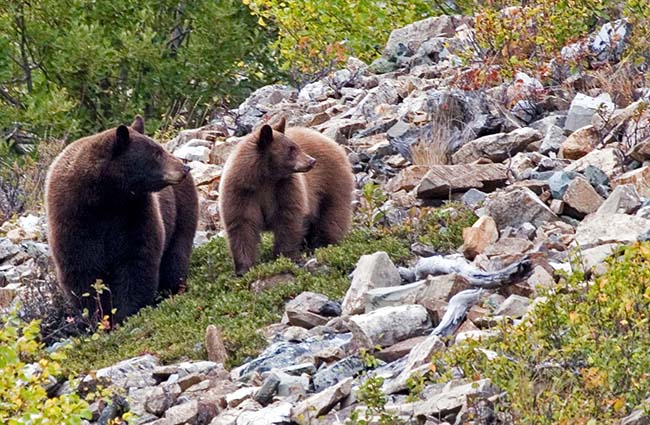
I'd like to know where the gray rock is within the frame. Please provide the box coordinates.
[565,93,615,132]
[291,377,353,424]
[0,238,19,262]
[313,355,364,393]
[562,176,605,218]
[564,147,624,179]
[232,333,352,380]
[582,165,609,187]
[164,400,199,424]
[144,384,182,416]
[416,164,508,199]
[347,304,432,349]
[95,355,159,389]
[253,373,280,406]
[493,295,531,318]
[365,281,427,312]
[461,189,487,209]
[383,335,446,395]
[539,124,566,155]
[237,401,292,425]
[548,171,578,199]
[341,251,401,316]
[374,15,458,70]
[573,213,650,249]
[285,292,331,329]
[485,187,559,229]
[452,127,542,164]
[596,184,641,215]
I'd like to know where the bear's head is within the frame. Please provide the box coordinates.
[104,116,190,194]
[252,117,316,179]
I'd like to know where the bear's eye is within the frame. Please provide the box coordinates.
[288,146,297,157]
[154,150,163,158]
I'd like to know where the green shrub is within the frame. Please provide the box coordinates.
[0,313,91,424]
[431,242,650,423]
[244,0,453,81]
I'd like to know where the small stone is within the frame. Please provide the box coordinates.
[573,214,650,249]
[365,281,426,312]
[461,189,487,209]
[226,387,258,408]
[375,336,428,363]
[173,140,211,162]
[560,125,599,160]
[564,147,624,180]
[291,377,353,425]
[285,292,332,329]
[462,216,499,260]
[382,334,446,394]
[613,166,650,198]
[418,274,472,305]
[385,165,429,193]
[205,325,228,365]
[164,400,199,425]
[539,124,566,155]
[596,184,641,215]
[550,199,565,215]
[313,355,364,393]
[562,176,605,218]
[493,295,531,318]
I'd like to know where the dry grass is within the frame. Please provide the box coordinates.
[410,94,468,166]
[590,62,647,107]
[0,139,66,223]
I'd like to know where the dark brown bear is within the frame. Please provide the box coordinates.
[45,116,198,324]
[219,117,354,275]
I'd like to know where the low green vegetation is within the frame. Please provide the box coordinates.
[64,202,474,374]
[64,228,411,374]
[0,313,91,423]
[430,242,650,423]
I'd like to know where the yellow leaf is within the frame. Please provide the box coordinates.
[258,16,266,27]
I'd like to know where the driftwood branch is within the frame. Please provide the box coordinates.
[414,255,532,289]
[431,289,485,337]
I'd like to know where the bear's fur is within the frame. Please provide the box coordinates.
[219,117,354,275]
[45,116,198,324]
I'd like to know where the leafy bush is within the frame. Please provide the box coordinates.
[0,312,91,424]
[0,0,278,144]
[244,0,450,81]
[431,242,650,423]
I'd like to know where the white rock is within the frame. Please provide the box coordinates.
[565,93,615,132]
[347,304,432,349]
[341,252,401,316]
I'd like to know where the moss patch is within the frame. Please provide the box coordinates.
[64,229,411,374]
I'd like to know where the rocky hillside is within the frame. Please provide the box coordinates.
[2,14,650,425]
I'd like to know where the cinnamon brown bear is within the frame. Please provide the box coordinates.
[219,117,354,275]
[45,116,198,324]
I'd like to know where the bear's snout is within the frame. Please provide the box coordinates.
[163,164,190,185]
[294,155,317,173]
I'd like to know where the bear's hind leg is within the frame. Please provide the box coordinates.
[309,197,351,249]
[158,237,193,295]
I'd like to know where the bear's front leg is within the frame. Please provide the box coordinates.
[108,257,160,324]
[223,199,263,276]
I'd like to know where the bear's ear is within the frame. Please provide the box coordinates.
[130,115,145,134]
[258,124,274,149]
[272,116,286,134]
[114,125,131,156]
